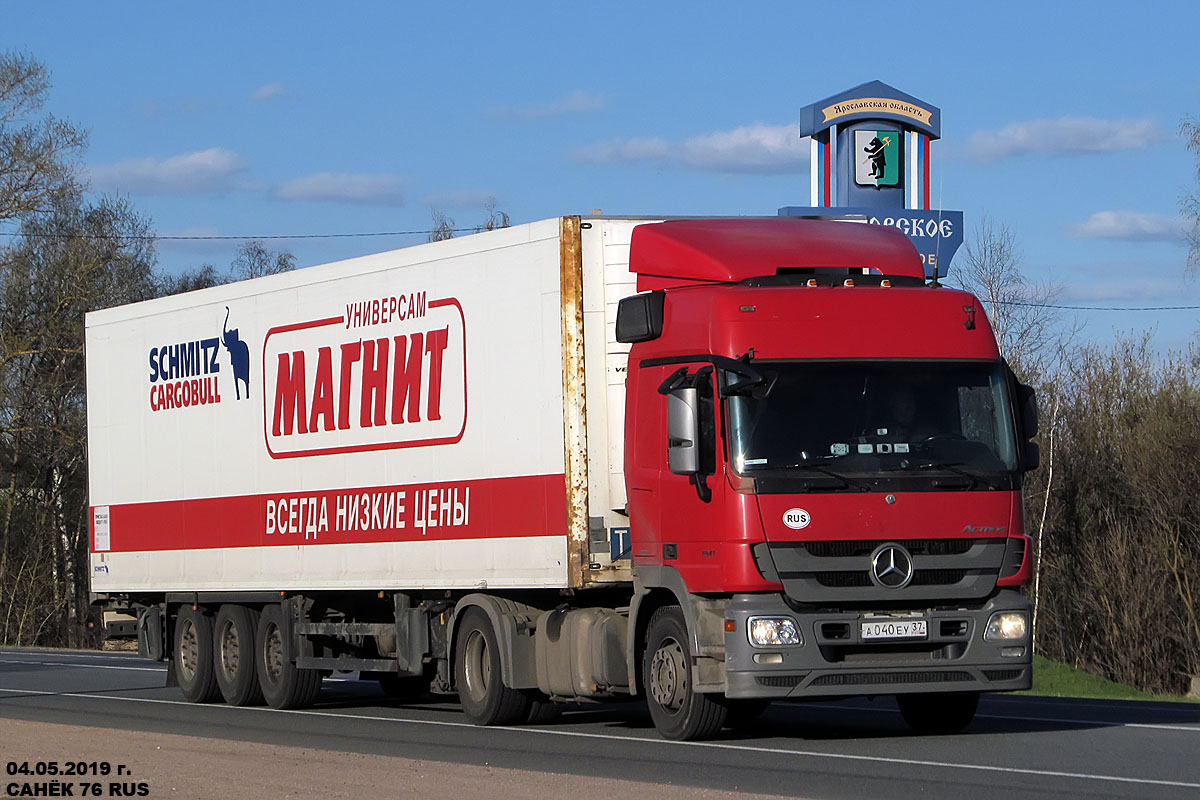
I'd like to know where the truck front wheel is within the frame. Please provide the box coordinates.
[254,604,322,709]
[213,605,264,706]
[897,691,980,735]
[454,607,530,725]
[174,606,221,703]
[643,606,727,740]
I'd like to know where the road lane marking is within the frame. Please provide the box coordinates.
[802,701,1200,733]
[1,688,1197,791]
[0,658,164,673]
[3,661,1196,733]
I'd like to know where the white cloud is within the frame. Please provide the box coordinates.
[574,123,807,174]
[422,190,499,210]
[1070,210,1186,242]
[250,83,287,102]
[964,116,1163,161]
[490,89,604,118]
[274,172,406,206]
[89,148,249,194]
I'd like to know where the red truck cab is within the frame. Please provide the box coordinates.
[617,219,1036,739]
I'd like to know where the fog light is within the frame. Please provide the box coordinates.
[748,616,802,647]
[1001,646,1026,658]
[984,611,1028,641]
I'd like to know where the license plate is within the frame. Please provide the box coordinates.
[861,619,928,640]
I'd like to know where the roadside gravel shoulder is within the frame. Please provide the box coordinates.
[0,718,795,800]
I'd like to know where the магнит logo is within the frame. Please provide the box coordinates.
[263,291,466,459]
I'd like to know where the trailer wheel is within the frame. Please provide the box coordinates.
[213,605,264,706]
[174,606,221,703]
[454,608,530,725]
[643,606,727,740]
[255,604,322,709]
[896,691,980,735]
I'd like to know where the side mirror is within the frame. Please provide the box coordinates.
[667,387,700,475]
[1017,383,1038,439]
[1022,440,1041,473]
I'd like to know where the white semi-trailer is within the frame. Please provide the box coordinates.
[88,216,1037,740]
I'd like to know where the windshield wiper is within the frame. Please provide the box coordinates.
[916,461,999,490]
[772,462,869,491]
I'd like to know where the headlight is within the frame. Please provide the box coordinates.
[747,616,802,647]
[984,611,1028,641]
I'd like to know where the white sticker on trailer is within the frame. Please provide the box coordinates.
[93,506,111,552]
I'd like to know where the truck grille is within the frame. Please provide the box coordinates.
[814,569,967,588]
[810,670,973,687]
[766,537,1006,604]
[803,539,978,558]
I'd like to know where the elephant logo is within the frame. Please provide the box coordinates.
[222,307,251,400]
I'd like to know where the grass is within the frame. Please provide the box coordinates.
[1021,655,1199,703]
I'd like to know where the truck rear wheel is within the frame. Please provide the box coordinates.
[454,608,530,725]
[174,606,221,703]
[255,604,322,709]
[896,691,980,735]
[213,605,264,706]
[643,606,727,740]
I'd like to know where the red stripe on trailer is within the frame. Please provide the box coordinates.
[91,472,568,553]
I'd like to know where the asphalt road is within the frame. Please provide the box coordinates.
[1,648,1198,799]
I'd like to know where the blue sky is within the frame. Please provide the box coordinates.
[4,1,1198,351]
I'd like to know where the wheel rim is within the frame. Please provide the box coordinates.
[649,636,687,713]
[462,629,491,703]
[264,623,284,683]
[218,620,240,681]
[178,618,199,682]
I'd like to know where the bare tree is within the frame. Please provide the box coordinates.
[427,209,456,243]
[0,52,86,222]
[428,199,512,242]
[229,239,295,281]
[1181,116,1200,275]
[952,216,1075,375]
[473,197,511,233]
[0,190,158,646]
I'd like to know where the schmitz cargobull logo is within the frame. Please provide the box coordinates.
[262,291,466,459]
[147,306,251,412]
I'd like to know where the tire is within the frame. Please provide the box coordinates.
[174,605,221,703]
[213,605,264,706]
[454,607,530,725]
[255,603,322,709]
[723,698,771,729]
[897,691,980,735]
[643,606,727,740]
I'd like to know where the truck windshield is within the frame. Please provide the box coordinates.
[726,361,1020,477]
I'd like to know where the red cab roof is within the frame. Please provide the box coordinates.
[629,218,925,283]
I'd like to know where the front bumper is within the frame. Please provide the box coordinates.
[724,590,1032,698]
